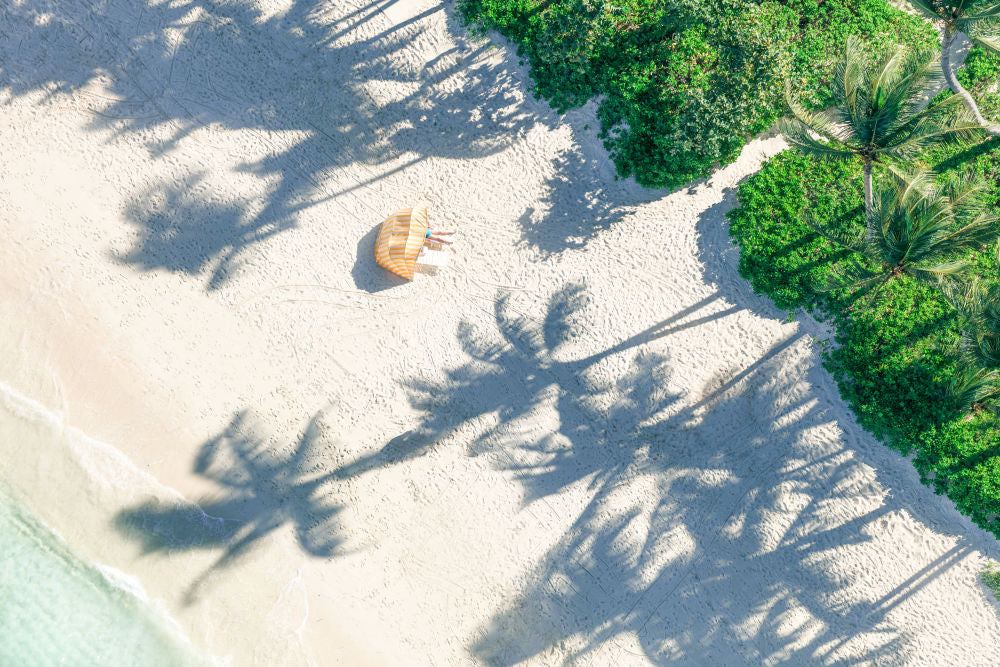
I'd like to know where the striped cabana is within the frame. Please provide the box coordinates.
[374,204,430,280]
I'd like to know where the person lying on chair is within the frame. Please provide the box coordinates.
[425,228,455,245]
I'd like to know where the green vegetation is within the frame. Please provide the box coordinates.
[728,42,1000,534]
[958,45,1000,92]
[780,38,979,212]
[461,0,1000,539]
[906,0,1000,135]
[458,0,935,189]
[727,152,860,312]
[730,145,1000,535]
[984,561,1000,599]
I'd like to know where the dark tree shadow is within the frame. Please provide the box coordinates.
[114,409,345,603]
[331,283,999,664]
[516,137,669,256]
[466,342,907,665]
[694,187,789,322]
[4,0,553,289]
[114,173,281,289]
[334,283,695,493]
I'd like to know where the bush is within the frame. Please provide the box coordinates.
[726,152,861,311]
[983,561,1000,599]
[459,0,936,188]
[728,147,1000,538]
[958,45,1000,91]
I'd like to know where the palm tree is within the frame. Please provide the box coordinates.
[944,278,1000,412]
[780,37,981,214]
[949,279,1000,365]
[808,170,999,296]
[906,0,1000,135]
[950,363,1000,414]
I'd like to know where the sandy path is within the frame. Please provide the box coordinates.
[2,0,1000,664]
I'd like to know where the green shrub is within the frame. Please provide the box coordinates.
[957,45,1000,91]
[726,152,861,311]
[597,0,795,187]
[982,561,1000,599]
[729,148,1000,538]
[782,0,940,108]
[825,276,964,446]
[459,0,936,189]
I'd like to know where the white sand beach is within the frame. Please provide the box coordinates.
[2,0,1000,664]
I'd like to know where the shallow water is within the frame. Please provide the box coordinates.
[0,485,207,666]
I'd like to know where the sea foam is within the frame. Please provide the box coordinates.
[0,379,223,665]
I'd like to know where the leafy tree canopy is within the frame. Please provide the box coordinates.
[460,0,937,188]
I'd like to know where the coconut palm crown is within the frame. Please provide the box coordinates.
[808,170,1000,295]
[907,0,1000,135]
[780,37,981,213]
[949,363,1000,414]
[947,277,1000,368]
[942,275,1000,413]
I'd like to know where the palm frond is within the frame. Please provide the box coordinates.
[889,168,936,207]
[942,279,979,320]
[801,206,866,252]
[869,45,928,140]
[932,211,1000,257]
[947,275,1000,367]
[884,107,985,155]
[909,260,973,282]
[892,51,945,123]
[785,93,834,131]
[836,36,869,138]
[879,160,919,185]
[776,117,854,160]
[943,175,990,216]
[964,0,1000,18]
[871,44,908,109]
[816,257,885,294]
[967,31,1000,54]
[880,58,984,156]
[969,328,1000,366]
[950,363,1000,414]
[856,168,997,282]
[906,0,946,20]
[921,89,969,116]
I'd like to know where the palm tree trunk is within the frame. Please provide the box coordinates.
[942,25,1000,137]
[863,159,873,215]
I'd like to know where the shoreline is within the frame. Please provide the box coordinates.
[0,343,380,665]
[3,0,1000,664]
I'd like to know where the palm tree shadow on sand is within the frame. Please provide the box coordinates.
[334,283,993,664]
[515,142,666,257]
[3,0,551,290]
[114,409,345,604]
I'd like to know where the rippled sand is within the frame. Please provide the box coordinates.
[2,0,999,664]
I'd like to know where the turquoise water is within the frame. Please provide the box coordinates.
[0,488,205,666]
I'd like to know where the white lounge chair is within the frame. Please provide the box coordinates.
[414,243,450,274]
